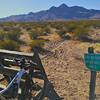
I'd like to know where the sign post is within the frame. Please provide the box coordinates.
[88,47,96,100]
[84,47,100,99]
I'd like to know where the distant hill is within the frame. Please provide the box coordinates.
[0,3,100,22]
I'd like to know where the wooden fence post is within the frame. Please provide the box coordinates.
[88,47,97,100]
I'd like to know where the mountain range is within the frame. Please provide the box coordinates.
[0,4,100,22]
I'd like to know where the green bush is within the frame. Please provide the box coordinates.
[29,39,46,49]
[0,30,6,40]
[66,21,78,32]
[72,27,89,41]
[28,30,38,39]
[0,39,19,50]
[5,29,22,42]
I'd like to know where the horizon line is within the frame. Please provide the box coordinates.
[0,3,100,19]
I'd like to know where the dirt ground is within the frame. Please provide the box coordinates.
[42,40,100,100]
[0,39,100,100]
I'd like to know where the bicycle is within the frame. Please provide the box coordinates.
[0,48,62,100]
[0,57,47,100]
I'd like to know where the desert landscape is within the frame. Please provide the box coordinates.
[0,20,100,99]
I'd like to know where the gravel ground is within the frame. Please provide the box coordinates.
[42,40,100,100]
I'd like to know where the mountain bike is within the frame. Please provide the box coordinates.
[0,48,62,100]
[0,57,47,100]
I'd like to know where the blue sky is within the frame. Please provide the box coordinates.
[0,0,100,18]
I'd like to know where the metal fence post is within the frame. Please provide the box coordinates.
[88,47,97,100]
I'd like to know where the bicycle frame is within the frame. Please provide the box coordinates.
[0,68,26,96]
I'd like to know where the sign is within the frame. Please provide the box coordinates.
[84,54,100,71]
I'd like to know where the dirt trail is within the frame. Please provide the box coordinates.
[20,29,31,44]
[19,29,31,52]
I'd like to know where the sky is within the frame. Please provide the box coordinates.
[0,0,100,18]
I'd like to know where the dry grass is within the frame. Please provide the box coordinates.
[39,32,61,41]
[79,42,100,53]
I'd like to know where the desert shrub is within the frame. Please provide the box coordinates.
[0,28,22,51]
[0,39,19,50]
[0,27,22,41]
[0,30,6,40]
[29,39,46,49]
[28,27,46,39]
[66,21,78,32]
[1,22,17,31]
[5,28,22,42]
[28,30,38,39]
[43,27,51,35]
[57,29,66,37]
[36,27,44,35]
[72,26,89,41]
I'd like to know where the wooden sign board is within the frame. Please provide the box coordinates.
[84,53,100,71]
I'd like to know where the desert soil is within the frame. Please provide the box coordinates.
[42,40,100,100]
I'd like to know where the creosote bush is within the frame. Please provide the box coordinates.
[29,39,46,49]
[0,39,19,50]
[72,27,89,41]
